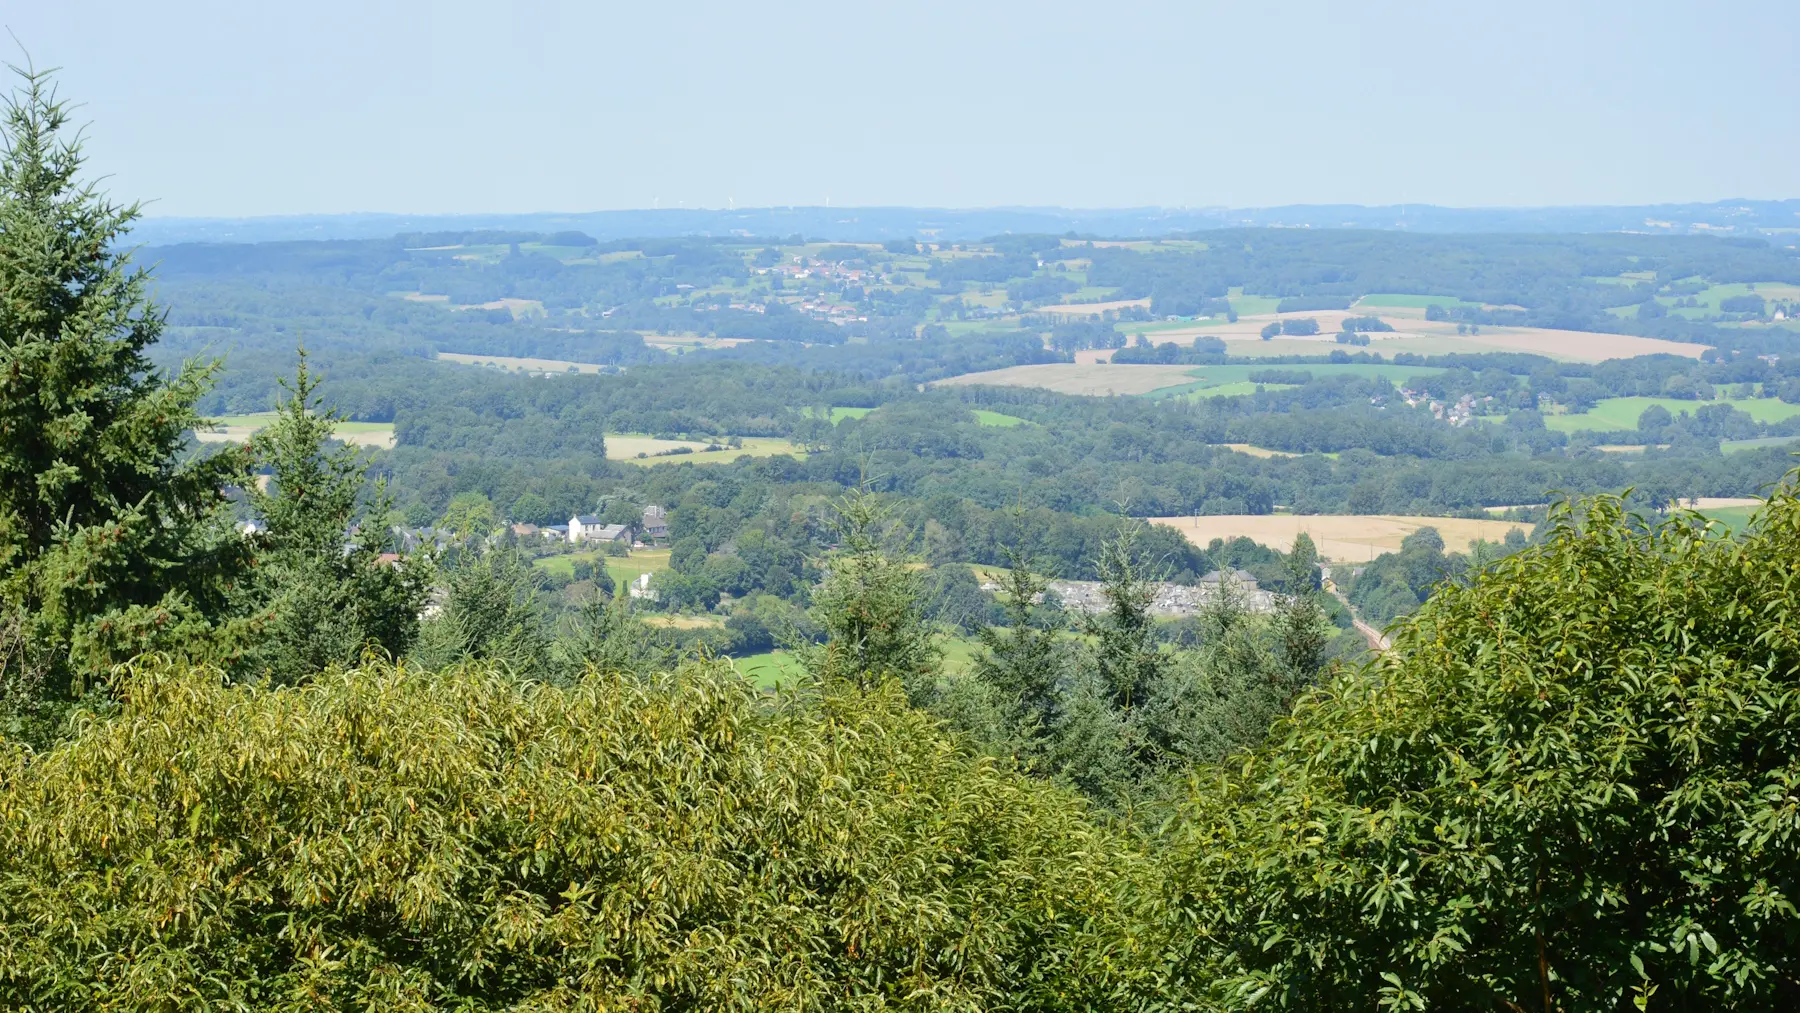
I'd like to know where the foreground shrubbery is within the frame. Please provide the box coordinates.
[1165,482,1800,1010]
[0,658,1153,1009]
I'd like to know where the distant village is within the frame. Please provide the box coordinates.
[979,569,1276,618]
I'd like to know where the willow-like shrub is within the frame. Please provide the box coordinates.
[0,660,1151,1010]
[1166,478,1800,1011]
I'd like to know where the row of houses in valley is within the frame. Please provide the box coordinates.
[508,504,671,547]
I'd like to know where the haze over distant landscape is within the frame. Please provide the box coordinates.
[10,0,1799,216]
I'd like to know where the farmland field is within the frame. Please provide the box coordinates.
[933,363,1203,396]
[439,351,610,373]
[1353,293,1484,310]
[734,635,982,690]
[605,435,711,459]
[1166,381,1298,399]
[610,434,805,466]
[1150,513,1531,563]
[535,548,671,592]
[1036,297,1147,316]
[972,409,1029,426]
[194,414,396,449]
[734,651,808,689]
[1722,435,1800,454]
[1545,396,1800,432]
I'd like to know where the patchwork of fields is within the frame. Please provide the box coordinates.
[933,363,1204,396]
[1122,296,1710,363]
[193,414,396,449]
[1150,513,1531,563]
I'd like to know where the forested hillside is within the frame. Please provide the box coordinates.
[4,67,1800,1010]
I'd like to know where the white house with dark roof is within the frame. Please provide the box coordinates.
[568,514,603,544]
[568,514,631,545]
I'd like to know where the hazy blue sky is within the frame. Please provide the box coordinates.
[9,1,1797,217]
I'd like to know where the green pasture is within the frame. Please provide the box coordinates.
[1141,362,1445,401]
[1693,504,1761,533]
[971,409,1028,426]
[535,548,671,591]
[734,650,808,689]
[735,634,984,690]
[1353,293,1483,310]
[1546,396,1800,433]
[804,406,1021,426]
[1226,292,1282,316]
[1722,435,1800,455]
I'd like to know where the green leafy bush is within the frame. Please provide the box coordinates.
[0,658,1150,1009]
[1165,480,1800,1010]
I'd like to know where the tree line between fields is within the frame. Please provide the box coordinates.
[3,70,1799,1010]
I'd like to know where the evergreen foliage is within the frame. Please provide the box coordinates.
[0,66,249,722]
[412,549,550,679]
[805,487,938,698]
[971,550,1066,746]
[236,348,428,684]
[551,589,672,680]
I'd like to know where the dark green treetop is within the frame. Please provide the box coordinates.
[0,65,249,710]
[236,347,428,685]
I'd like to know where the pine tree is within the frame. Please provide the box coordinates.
[971,548,1065,738]
[0,66,250,713]
[554,588,670,680]
[413,548,550,678]
[1087,525,1166,710]
[238,348,428,684]
[806,485,937,697]
[1271,532,1328,683]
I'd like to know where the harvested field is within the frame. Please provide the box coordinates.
[605,435,711,459]
[1126,306,1709,363]
[1682,497,1762,510]
[1213,443,1298,458]
[439,352,609,373]
[1150,514,1530,563]
[194,414,395,449]
[611,435,805,466]
[643,615,725,630]
[1037,298,1150,316]
[933,363,1201,396]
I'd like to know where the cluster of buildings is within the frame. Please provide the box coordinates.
[756,256,873,287]
[978,569,1274,617]
[1398,387,1492,427]
[507,504,670,547]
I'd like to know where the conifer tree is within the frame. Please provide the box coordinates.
[1270,532,1328,682]
[972,547,1065,739]
[237,348,428,684]
[412,548,550,678]
[0,65,249,713]
[1087,525,1166,710]
[806,485,937,697]
[554,588,671,680]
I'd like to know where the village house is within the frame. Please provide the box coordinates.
[569,514,632,545]
[641,505,669,542]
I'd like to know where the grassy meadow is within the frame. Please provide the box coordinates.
[1545,396,1800,432]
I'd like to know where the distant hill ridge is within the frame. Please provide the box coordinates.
[130,200,1800,247]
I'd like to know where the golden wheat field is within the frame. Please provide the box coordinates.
[1149,513,1530,563]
